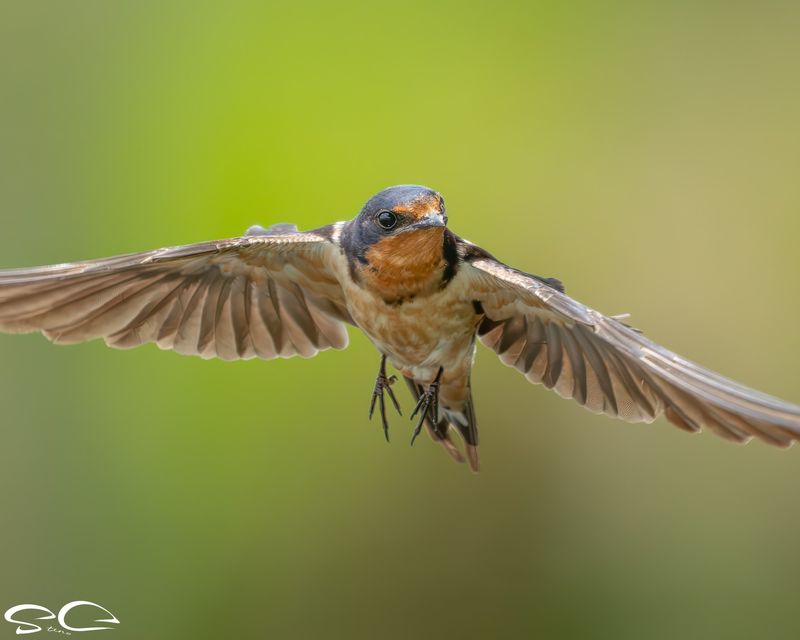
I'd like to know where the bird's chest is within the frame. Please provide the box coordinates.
[343,274,478,372]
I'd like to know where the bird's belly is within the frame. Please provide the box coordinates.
[344,284,478,380]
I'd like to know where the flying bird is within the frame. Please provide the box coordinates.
[1,185,799,471]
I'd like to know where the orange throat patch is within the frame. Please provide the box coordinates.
[358,227,447,302]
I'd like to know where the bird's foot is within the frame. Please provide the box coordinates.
[369,355,402,442]
[410,367,444,446]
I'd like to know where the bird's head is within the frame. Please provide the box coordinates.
[356,184,447,236]
[343,185,453,300]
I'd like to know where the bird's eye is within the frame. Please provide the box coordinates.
[376,210,398,230]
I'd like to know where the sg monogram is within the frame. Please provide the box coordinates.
[3,601,119,635]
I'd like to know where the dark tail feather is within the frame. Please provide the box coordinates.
[403,376,480,472]
[454,384,480,472]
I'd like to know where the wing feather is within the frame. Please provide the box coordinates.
[465,255,800,446]
[0,226,352,362]
[171,276,212,356]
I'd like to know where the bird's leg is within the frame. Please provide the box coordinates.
[410,367,444,446]
[368,354,402,442]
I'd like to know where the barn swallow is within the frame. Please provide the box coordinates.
[1,184,799,472]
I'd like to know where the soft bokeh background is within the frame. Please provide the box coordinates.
[1,2,799,638]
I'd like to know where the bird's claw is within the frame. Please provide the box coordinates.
[369,357,402,441]
[410,369,443,446]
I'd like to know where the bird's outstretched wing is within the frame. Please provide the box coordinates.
[0,224,352,361]
[464,251,800,446]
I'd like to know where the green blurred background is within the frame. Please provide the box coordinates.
[1,2,799,638]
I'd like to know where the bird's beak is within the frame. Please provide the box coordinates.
[407,211,447,232]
